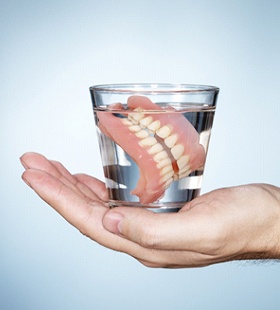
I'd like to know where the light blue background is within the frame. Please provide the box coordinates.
[1,0,280,309]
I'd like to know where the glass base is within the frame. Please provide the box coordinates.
[109,200,184,213]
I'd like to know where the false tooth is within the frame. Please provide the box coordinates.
[129,125,141,132]
[160,170,175,184]
[160,165,173,176]
[148,143,164,155]
[156,157,172,169]
[135,129,150,139]
[127,117,139,125]
[147,120,161,132]
[128,111,144,122]
[133,107,144,112]
[156,125,172,139]
[154,150,168,162]
[138,137,157,147]
[139,116,153,127]
[171,144,184,160]
[179,165,191,175]
[164,134,178,148]
[122,118,133,126]
[179,169,192,179]
[177,155,190,169]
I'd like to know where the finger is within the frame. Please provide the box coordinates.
[21,152,79,192]
[74,173,109,202]
[102,204,217,252]
[21,152,57,172]
[51,161,104,202]
[20,152,97,202]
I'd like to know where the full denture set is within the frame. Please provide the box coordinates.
[97,96,206,204]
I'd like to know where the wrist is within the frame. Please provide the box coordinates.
[263,184,280,259]
[240,184,280,260]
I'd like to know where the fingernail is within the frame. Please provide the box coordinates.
[20,157,29,170]
[22,175,32,188]
[103,212,123,235]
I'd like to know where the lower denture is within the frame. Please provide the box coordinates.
[97,95,206,204]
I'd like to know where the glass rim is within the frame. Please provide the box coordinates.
[89,83,219,94]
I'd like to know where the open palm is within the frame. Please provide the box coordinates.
[21,152,280,268]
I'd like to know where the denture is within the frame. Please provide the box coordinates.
[97,96,206,204]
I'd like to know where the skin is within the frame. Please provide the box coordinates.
[20,152,280,268]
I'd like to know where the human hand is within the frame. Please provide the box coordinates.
[21,152,280,268]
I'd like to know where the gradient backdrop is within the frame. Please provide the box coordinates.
[1,0,280,309]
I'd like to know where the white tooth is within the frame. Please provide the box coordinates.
[129,125,141,132]
[160,170,174,184]
[139,116,153,127]
[156,125,172,139]
[138,137,157,147]
[171,144,184,160]
[156,157,172,169]
[160,165,173,176]
[147,120,161,132]
[164,134,178,148]
[122,118,133,126]
[154,150,168,162]
[135,129,149,139]
[179,169,192,179]
[148,143,164,155]
[179,165,190,175]
[133,107,143,112]
[128,111,144,122]
[177,155,190,169]
[127,117,139,125]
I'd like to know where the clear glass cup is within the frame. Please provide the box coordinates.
[90,83,219,212]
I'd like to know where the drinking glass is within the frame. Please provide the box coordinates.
[90,83,219,212]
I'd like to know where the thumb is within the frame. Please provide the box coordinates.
[102,207,194,250]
